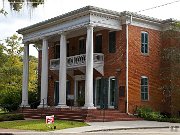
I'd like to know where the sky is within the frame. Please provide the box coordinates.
[0,0,180,57]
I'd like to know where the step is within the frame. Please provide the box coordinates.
[18,108,141,122]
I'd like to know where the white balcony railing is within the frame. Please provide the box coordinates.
[50,53,104,70]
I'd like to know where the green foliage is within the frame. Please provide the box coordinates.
[137,106,163,121]
[1,0,44,13]
[0,113,24,121]
[137,106,180,123]
[28,90,39,108]
[0,89,21,111]
[0,34,38,111]
[3,34,23,56]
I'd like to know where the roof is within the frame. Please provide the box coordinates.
[17,5,178,34]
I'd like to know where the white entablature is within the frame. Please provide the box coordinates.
[18,10,121,43]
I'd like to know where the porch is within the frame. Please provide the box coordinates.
[18,6,122,110]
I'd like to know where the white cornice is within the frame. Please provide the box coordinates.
[18,6,180,43]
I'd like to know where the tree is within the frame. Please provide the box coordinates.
[160,21,180,116]
[0,34,38,111]
[0,0,44,15]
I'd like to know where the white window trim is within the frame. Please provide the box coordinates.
[140,76,149,101]
[141,31,149,55]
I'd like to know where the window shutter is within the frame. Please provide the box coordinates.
[95,35,102,53]
[109,31,116,53]
[93,79,95,105]
[114,78,119,109]
[54,82,59,106]
[67,43,69,57]
[101,78,109,109]
[66,80,70,96]
[55,45,60,58]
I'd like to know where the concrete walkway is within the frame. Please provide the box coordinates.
[0,120,180,134]
[51,120,180,133]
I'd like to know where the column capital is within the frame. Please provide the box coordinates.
[86,23,94,29]
[42,36,48,41]
[58,31,68,36]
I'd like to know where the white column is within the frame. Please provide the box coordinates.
[38,38,48,108]
[83,25,96,109]
[21,44,29,107]
[56,33,69,108]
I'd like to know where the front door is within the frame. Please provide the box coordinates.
[54,81,59,106]
[77,80,85,106]
[95,77,118,109]
[108,77,118,109]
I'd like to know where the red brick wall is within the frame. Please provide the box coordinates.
[37,26,169,114]
[128,25,163,113]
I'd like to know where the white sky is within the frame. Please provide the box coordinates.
[0,0,180,57]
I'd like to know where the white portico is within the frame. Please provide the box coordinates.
[18,6,121,109]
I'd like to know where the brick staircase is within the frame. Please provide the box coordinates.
[84,109,142,122]
[18,108,142,122]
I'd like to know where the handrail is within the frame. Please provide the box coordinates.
[50,53,104,70]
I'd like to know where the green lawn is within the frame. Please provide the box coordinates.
[0,119,88,131]
[0,109,5,114]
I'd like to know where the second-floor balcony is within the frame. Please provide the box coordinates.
[50,53,104,70]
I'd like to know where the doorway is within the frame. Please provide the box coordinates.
[77,80,85,106]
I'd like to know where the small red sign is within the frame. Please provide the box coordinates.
[46,115,54,124]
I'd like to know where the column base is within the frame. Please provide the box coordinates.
[38,104,48,108]
[82,104,96,109]
[20,101,30,108]
[55,104,69,109]
[20,104,30,108]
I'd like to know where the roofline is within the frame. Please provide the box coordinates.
[17,5,180,34]
[17,6,120,34]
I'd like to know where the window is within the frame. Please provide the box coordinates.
[79,38,86,54]
[55,43,60,59]
[95,34,102,53]
[141,32,148,54]
[109,31,116,53]
[141,76,149,101]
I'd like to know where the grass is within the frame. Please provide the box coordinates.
[0,119,88,131]
[0,109,5,114]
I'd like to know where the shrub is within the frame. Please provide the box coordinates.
[137,106,162,121]
[0,89,21,112]
[137,106,180,123]
[28,90,40,109]
[0,113,24,121]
